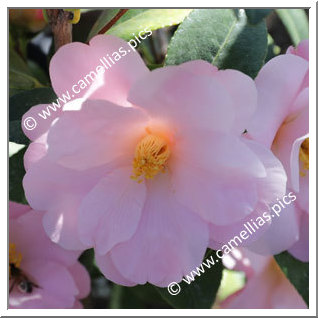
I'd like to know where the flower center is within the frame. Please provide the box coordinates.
[9,243,22,278]
[131,134,171,182]
[299,137,309,176]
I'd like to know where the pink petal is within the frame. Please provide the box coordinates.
[21,98,86,142]
[128,66,235,133]
[78,167,146,255]
[248,54,308,147]
[50,35,149,106]
[288,211,309,261]
[222,248,267,276]
[171,133,283,226]
[221,255,307,309]
[247,201,300,255]
[172,159,258,226]
[69,262,91,299]
[10,210,79,266]
[10,260,78,309]
[41,195,88,251]
[21,104,57,142]
[9,201,31,219]
[174,130,266,178]
[174,60,257,135]
[46,99,149,171]
[95,253,136,287]
[209,201,272,248]
[211,69,257,135]
[109,173,209,287]
[243,139,287,204]
[269,86,308,189]
[23,158,106,250]
[23,134,47,170]
[176,60,219,75]
[270,277,307,309]
[287,39,309,61]
[291,87,309,114]
[72,300,83,308]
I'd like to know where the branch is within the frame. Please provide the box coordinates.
[97,9,128,35]
[46,9,73,51]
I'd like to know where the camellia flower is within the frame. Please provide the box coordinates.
[219,249,307,309]
[23,35,286,287]
[247,40,309,261]
[9,202,90,309]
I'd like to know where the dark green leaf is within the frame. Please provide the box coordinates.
[9,120,30,145]
[10,48,31,75]
[276,9,309,46]
[9,87,57,121]
[165,9,268,78]
[87,9,121,41]
[127,284,169,307]
[79,248,104,279]
[9,88,57,144]
[155,250,223,308]
[9,70,42,91]
[9,147,28,204]
[245,9,272,24]
[9,48,43,90]
[27,60,50,86]
[110,283,170,309]
[113,9,148,25]
[9,88,27,97]
[275,251,309,306]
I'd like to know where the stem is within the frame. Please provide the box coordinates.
[46,9,73,51]
[97,9,128,35]
[109,284,123,309]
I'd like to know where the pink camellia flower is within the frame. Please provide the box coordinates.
[23,35,287,287]
[247,40,309,261]
[9,202,90,309]
[219,248,307,309]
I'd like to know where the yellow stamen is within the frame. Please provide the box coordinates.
[299,138,309,177]
[9,243,22,278]
[131,134,171,182]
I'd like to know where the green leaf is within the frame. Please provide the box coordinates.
[10,48,31,75]
[10,87,57,121]
[275,251,309,306]
[106,9,193,41]
[9,147,28,204]
[125,284,169,308]
[9,70,43,91]
[79,249,104,279]
[155,250,223,308]
[27,60,50,85]
[109,283,170,309]
[9,48,43,91]
[9,88,26,97]
[113,9,148,25]
[276,9,309,46]
[9,88,57,144]
[9,120,30,145]
[87,9,121,40]
[165,9,268,78]
[245,9,272,24]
